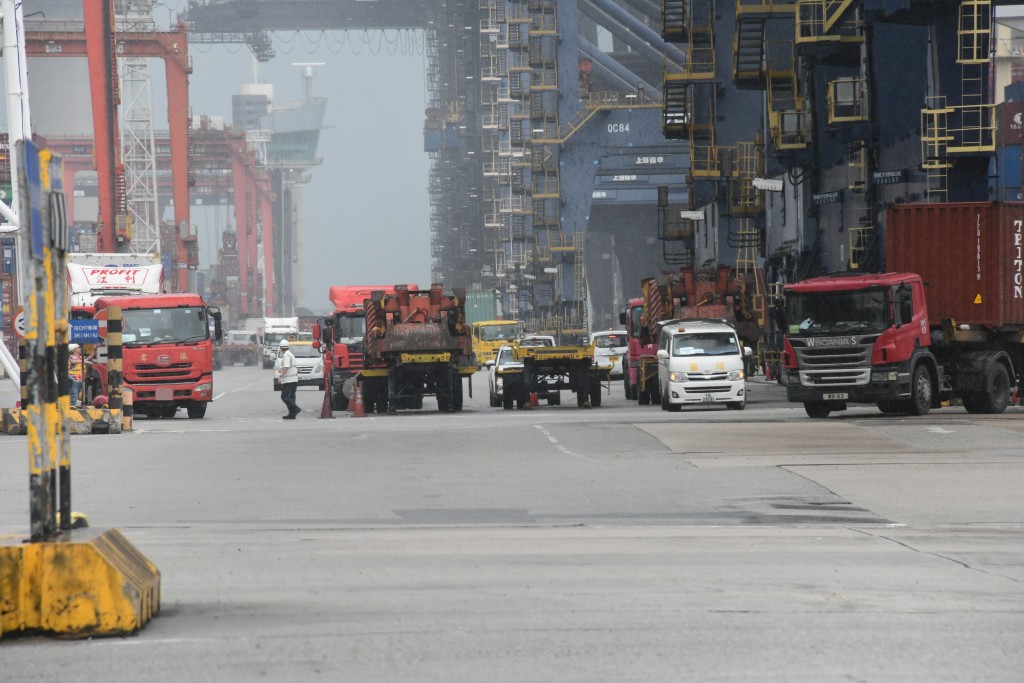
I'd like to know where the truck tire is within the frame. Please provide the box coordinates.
[964,363,1011,414]
[804,401,831,418]
[159,405,177,419]
[904,364,933,416]
[187,402,207,419]
[547,391,560,406]
[877,401,901,414]
[332,388,349,412]
[502,390,514,410]
[638,387,651,405]
[589,383,602,408]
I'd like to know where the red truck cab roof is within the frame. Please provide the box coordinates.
[784,272,919,294]
[93,293,206,310]
[328,285,419,313]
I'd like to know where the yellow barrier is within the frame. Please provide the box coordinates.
[0,528,160,638]
[1,407,125,435]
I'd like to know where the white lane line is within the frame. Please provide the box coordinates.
[927,427,955,434]
[533,424,593,461]
[213,380,265,402]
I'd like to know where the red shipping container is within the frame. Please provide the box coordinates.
[886,202,1024,329]
[997,101,1024,146]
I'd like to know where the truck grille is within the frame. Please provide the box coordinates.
[790,338,873,386]
[131,362,198,384]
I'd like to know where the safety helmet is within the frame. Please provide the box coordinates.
[279,339,289,348]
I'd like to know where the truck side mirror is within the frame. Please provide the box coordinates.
[207,306,223,341]
[656,349,669,360]
[619,312,627,325]
[744,346,753,357]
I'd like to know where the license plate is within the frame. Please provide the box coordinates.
[823,392,848,401]
[609,356,619,363]
[156,387,173,401]
[702,393,714,403]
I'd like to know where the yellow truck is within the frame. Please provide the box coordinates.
[470,319,520,365]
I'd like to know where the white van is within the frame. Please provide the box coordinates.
[655,320,751,411]
[590,330,627,378]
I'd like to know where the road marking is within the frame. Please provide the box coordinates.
[927,427,955,434]
[213,380,265,402]
[533,424,593,461]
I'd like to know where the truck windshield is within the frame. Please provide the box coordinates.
[121,307,209,345]
[786,289,889,336]
[476,323,517,342]
[334,315,366,341]
[628,306,644,338]
[671,333,740,357]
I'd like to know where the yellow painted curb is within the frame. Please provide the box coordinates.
[1,407,126,435]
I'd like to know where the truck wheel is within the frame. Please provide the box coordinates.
[727,398,745,411]
[638,388,650,405]
[877,401,901,414]
[332,389,349,412]
[547,391,560,406]
[905,365,933,416]
[502,390,514,410]
[965,363,1012,414]
[187,402,207,419]
[660,387,669,411]
[159,405,177,419]
[576,391,587,408]
[453,380,464,411]
[804,401,831,418]
[589,384,602,408]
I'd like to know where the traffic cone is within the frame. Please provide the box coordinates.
[351,383,366,417]
[529,392,539,408]
[319,384,335,419]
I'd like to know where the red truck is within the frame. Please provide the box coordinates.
[315,285,419,410]
[782,202,1024,418]
[86,293,223,419]
[621,265,760,404]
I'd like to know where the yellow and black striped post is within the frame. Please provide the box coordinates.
[2,139,160,639]
[106,307,123,415]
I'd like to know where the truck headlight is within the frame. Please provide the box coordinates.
[195,382,212,393]
[727,369,745,381]
[315,362,324,373]
[871,370,898,382]
[668,372,687,383]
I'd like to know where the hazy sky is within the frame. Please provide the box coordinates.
[187,33,432,312]
[3,23,432,314]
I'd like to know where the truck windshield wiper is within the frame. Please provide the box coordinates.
[173,335,209,344]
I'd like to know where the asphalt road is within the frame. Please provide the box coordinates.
[1,366,1022,681]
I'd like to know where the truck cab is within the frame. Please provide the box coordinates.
[89,294,222,419]
[781,273,935,418]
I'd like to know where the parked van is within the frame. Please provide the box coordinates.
[655,319,750,411]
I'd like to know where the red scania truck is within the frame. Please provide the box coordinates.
[87,293,222,419]
[782,202,1024,418]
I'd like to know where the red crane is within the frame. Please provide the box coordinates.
[26,8,194,292]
